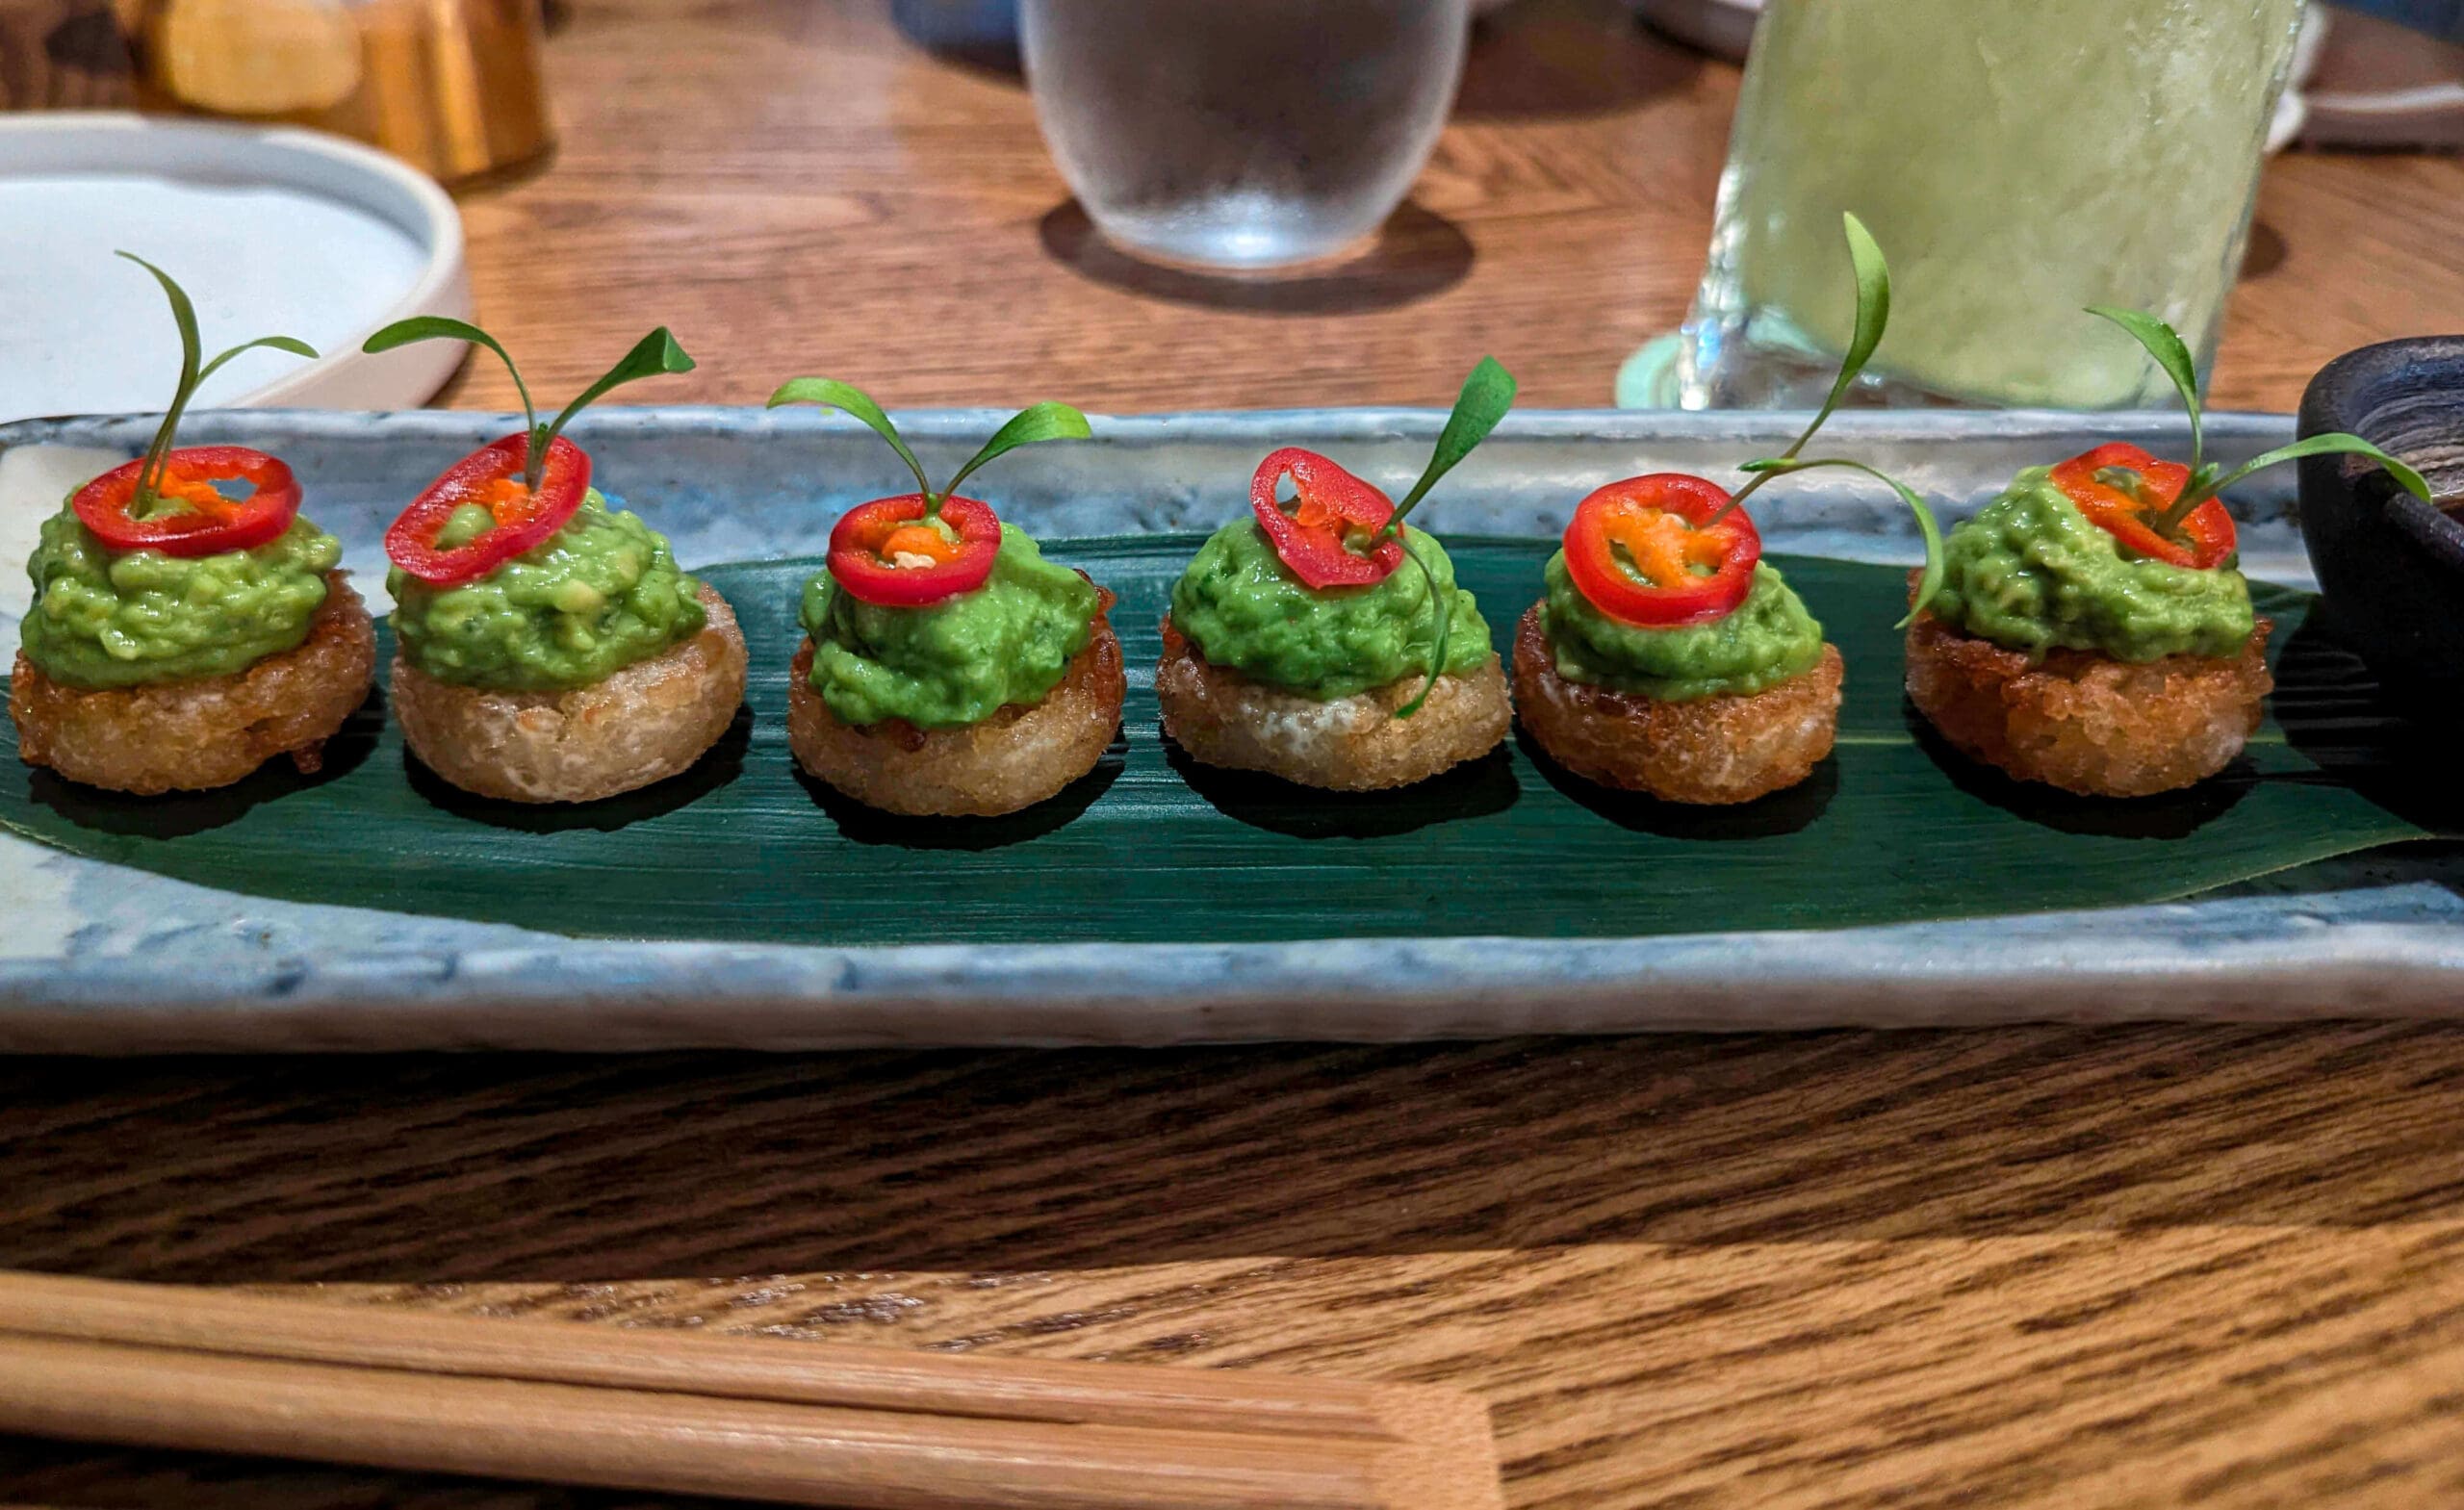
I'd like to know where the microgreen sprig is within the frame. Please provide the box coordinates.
[2086,306,2430,533]
[364,319,696,492]
[1714,212,1889,523]
[1721,215,1946,623]
[1738,457,1946,627]
[1376,356,1519,545]
[116,252,318,512]
[1387,356,1519,719]
[765,379,1092,517]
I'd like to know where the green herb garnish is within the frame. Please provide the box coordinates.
[2087,306,2430,532]
[1716,212,1890,520]
[1378,356,1519,543]
[1387,356,1518,719]
[1725,214,1947,623]
[364,318,696,492]
[1738,457,1946,627]
[116,252,318,513]
[766,379,1091,515]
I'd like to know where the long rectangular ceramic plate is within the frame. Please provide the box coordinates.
[1,406,2456,1052]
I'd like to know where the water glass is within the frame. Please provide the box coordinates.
[1020,0,1470,271]
[1672,0,2306,409]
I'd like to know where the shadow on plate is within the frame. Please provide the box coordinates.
[796,733,1125,849]
[1906,700,2249,839]
[404,704,752,833]
[1039,199,1475,316]
[21,684,385,840]
[2273,607,2464,835]
[1516,728,1836,838]
[1166,739,1518,838]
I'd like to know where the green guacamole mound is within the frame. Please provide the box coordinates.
[801,524,1101,729]
[1542,553,1824,702]
[387,489,706,692]
[19,499,340,690]
[1930,470,2254,662]
[1168,518,1492,700]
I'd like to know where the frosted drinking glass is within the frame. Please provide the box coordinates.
[1021,0,1470,270]
[1675,0,2306,409]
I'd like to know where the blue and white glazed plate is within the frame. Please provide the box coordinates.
[1,407,2454,1051]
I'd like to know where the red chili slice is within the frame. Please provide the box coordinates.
[2050,441,2234,570]
[828,494,1001,606]
[1562,473,1760,628]
[73,447,301,558]
[385,433,591,587]
[1249,447,1406,589]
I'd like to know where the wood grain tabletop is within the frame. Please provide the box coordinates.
[11,2,2464,1507]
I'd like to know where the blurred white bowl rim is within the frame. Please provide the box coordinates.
[0,111,471,425]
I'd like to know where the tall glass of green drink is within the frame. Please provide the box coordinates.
[1669,0,2305,409]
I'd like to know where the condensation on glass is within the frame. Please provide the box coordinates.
[1020,0,1468,271]
[1676,0,2305,409]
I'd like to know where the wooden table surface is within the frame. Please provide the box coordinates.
[11,2,2464,1506]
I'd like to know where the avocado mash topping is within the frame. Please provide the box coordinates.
[1930,470,2254,662]
[1543,551,1822,701]
[388,489,706,691]
[803,524,1099,729]
[20,499,340,690]
[1170,518,1493,701]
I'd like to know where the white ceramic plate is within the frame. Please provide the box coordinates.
[0,112,470,426]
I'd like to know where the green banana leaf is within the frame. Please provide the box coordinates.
[0,538,2431,946]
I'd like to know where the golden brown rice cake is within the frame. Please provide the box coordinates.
[394,583,748,804]
[788,600,1126,818]
[1154,616,1508,792]
[11,572,375,796]
[1510,603,1842,806]
[1903,602,2271,799]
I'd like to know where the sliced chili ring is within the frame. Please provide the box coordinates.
[1249,446,1406,589]
[2050,441,2233,570]
[829,494,1001,607]
[1562,473,1760,628]
[73,446,301,558]
[385,433,591,587]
